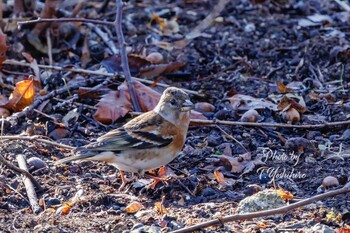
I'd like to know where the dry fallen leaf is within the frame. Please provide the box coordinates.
[277,95,307,113]
[5,77,35,112]
[154,202,168,214]
[125,201,143,213]
[228,94,277,111]
[214,170,237,186]
[276,188,294,201]
[94,89,132,124]
[0,28,8,69]
[210,152,265,174]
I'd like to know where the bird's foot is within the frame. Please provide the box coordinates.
[118,170,136,191]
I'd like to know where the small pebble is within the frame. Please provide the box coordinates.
[202,187,216,197]
[46,197,61,207]
[342,129,350,140]
[244,23,256,33]
[168,221,183,230]
[322,176,339,189]
[27,157,47,171]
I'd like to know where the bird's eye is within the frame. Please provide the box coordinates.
[170,99,176,106]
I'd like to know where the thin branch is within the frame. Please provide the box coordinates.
[0,155,43,192]
[334,0,350,12]
[190,118,350,129]
[17,17,115,27]
[3,60,202,96]
[114,0,141,112]
[171,183,350,233]
[128,111,350,129]
[0,135,75,150]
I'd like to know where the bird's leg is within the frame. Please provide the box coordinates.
[118,170,135,191]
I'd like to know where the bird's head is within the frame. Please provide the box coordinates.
[154,87,193,125]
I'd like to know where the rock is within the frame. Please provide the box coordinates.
[342,129,350,140]
[27,157,47,171]
[236,189,285,214]
[46,197,61,207]
[202,188,216,197]
[168,221,184,230]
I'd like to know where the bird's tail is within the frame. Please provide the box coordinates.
[55,151,96,165]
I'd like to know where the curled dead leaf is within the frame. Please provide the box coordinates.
[6,77,35,112]
[94,90,132,124]
[214,170,237,186]
[0,28,8,69]
[125,201,143,213]
[154,202,168,214]
[276,188,294,201]
[0,107,10,117]
[277,95,307,113]
[228,94,277,111]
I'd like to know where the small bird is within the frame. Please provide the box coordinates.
[56,87,193,190]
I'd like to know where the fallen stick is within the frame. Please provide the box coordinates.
[16,154,42,214]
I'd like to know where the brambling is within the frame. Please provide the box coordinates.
[56,87,193,190]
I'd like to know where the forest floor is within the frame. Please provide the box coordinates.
[1,0,350,232]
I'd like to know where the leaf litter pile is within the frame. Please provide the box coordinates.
[1,0,350,232]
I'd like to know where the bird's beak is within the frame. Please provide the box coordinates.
[181,100,194,112]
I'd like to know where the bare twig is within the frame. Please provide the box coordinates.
[171,183,350,233]
[215,125,248,152]
[128,111,350,129]
[0,155,43,191]
[174,0,229,49]
[16,154,42,214]
[334,0,350,11]
[3,60,202,96]
[0,135,75,150]
[46,28,53,66]
[17,17,115,27]
[190,118,350,129]
[114,0,141,112]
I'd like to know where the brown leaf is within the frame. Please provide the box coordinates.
[101,54,151,75]
[154,202,168,214]
[228,94,277,111]
[6,77,35,112]
[0,28,8,69]
[139,62,186,79]
[277,95,307,113]
[125,201,143,213]
[276,188,294,201]
[213,152,265,174]
[0,107,10,117]
[214,170,237,186]
[94,90,132,124]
